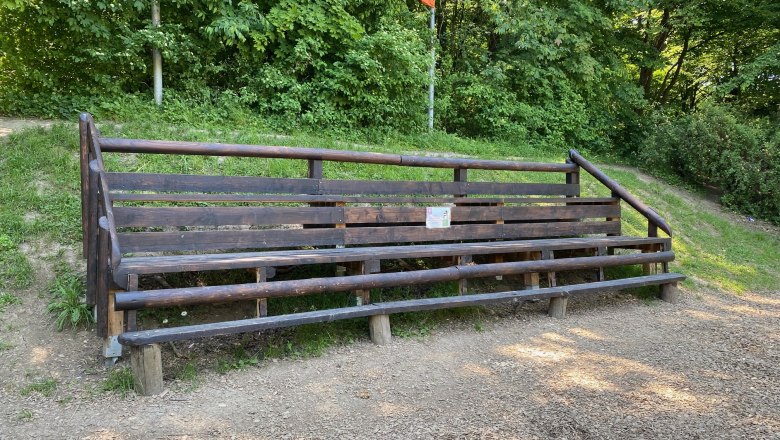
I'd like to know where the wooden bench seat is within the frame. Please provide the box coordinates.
[78,113,684,395]
[113,236,670,286]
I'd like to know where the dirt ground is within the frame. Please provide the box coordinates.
[1,120,779,439]
[1,284,779,439]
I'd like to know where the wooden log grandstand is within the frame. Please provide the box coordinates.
[78,113,683,395]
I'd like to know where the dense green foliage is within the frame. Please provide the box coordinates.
[0,0,778,220]
[640,106,780,223]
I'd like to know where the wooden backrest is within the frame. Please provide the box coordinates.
[84,135,622,255]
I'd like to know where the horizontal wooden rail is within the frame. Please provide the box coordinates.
[568,149,672,237]
[118,273,686,345]
[113,236,671,282]
[99,137,577,172]
[115,251,675,310]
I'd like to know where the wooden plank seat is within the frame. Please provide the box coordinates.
[112,236,671,286]
[78,113,684,395]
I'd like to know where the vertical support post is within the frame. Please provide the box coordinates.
[661,282,679,304]
[369,315,392,345]
[79,115,90,258]
[596,246,607,281]
[104,288,124,363]
[548,296,568,319]
[541,250,556,287]
[608,190,621,236]
[644,222,659,275]
[565,159,580,198]
[308,159,323,180]
[255,267,268,317]
[125,274,138,332]
[96,225,109,339]
[427,6,436,131]
[454,168,470,292]
[454,168,467,198]
[523,251,540,289]
[130,344,163,396]
[491,201,505,280]
[456,255,472,295]
[151,0,163,106]
[349,260,379,305]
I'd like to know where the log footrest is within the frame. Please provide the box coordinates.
[119,273,685,347]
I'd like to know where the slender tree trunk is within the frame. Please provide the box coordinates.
[639,7,673,101]
[659,30,691,105]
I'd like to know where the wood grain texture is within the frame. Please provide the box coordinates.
[113,236,672,283]
[118,273,686,345]
[115,251,676,310]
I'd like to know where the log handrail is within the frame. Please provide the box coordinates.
[568,149,672,237]
[90,163,121,269]
[97,137,577,173]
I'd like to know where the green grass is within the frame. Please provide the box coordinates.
[20,378,57,397]
[1,118,779,367]
[46,270,93,331]
[102,367,134,397]
[17,409,33,422]
[0,292,22,312]
[0,340,13,352]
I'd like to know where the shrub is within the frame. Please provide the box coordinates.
[640,105,780,224]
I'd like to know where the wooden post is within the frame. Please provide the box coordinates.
[104,288,124,363]
[369,314,391,345]
[523,251,540,289]
[548,296,568,319]
[607,191,621,236]
[565,160,580,198]
[125,274,138,332]
[130,344,163,395]
[349,260,379,305]
[255,267,268,317]
[492,202,505,280]
[596,246,607,281]
[457,255,472,294]
[541,250,556,288]
[661,282,679,304]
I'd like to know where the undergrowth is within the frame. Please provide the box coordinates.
[47,270,93,331]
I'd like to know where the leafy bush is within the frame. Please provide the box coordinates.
[640,105,780,223]
[47,273,93,331]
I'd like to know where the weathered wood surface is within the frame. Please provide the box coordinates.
[115,221,621,253]
[118,273,686,346]
[113,204,619,228]
[99,137,579,172]
[130,344,163,395]
[107,172,578,197]
[115,252,676,310]
[113,236,672,283]
[110,193,618,205]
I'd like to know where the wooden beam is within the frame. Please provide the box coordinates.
[115,252,677,310]
[118,274,686,345]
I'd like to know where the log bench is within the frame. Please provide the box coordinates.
[78,113,684,395]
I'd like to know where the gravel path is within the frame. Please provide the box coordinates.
[1,286,778,439]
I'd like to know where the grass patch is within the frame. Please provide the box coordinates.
[216,344,260,374]
[17,409,33,422]
[20,378,57,397]
[0,292,22,312]
[47,270,92,331]
[102,367,134,397]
